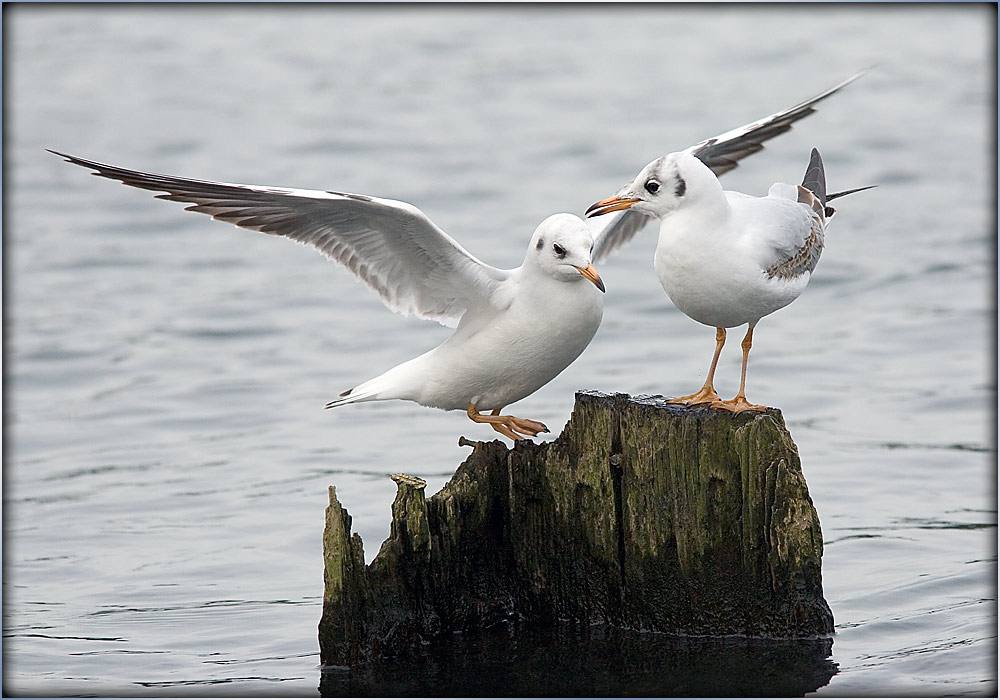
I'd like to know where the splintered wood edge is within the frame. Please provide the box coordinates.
[390,473,427,488]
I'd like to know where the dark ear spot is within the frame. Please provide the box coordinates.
[674,175,687,197]
[536,238,544,250]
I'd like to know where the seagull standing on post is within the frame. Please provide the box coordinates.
[588,118,873,412]
[50,73,864,434]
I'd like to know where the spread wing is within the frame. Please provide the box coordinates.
[687,71,865,176]
[50,150,509,327]
[587,209,652,263]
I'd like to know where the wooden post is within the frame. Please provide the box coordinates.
[319,391,833,665]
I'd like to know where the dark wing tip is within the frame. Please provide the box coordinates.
[47,148,84,165]
[47,149,124,179]
[827,184,878,201]
[800,148,827,205]
[47,148,90,164]
[692,72,866,178]
[823,185,877,217]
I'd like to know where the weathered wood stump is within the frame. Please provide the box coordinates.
[319,391,833,667]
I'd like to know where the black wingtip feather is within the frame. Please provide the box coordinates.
[800,148,827,206]
[827,184,878,201]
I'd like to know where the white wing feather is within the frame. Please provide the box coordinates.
[587,210,653,262]
[50,151,508,327]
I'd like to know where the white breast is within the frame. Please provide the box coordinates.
[653,196,813,329]
[398,274,604,411]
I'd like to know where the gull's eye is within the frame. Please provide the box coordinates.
[645,179,661,194]
[552,243,567,259]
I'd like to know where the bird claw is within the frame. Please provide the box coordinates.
[710,396,767,414]
[509,417,549,436]
[467,403,548,441]
[489,417,547,441]
[667,387,721,406]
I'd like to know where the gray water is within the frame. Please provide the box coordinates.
[5,4,996,697]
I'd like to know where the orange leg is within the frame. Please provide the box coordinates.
[467,404,549,440]
[669,327,726,406]
[712,326,766,413]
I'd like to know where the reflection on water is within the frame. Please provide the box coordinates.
[319,624,837,697]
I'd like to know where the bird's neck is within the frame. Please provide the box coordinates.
[666,154,731,222]
[686,154,729,204]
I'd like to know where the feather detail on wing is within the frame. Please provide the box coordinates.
[687,71,865,176]
[764,198,825,280]
[760,184,827,280]
[588,209,654,263]
[50,150,508,327]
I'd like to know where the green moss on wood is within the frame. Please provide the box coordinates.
[319,391,834,664]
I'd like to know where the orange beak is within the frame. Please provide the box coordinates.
[573,263,606,293]
[585,195,641,218]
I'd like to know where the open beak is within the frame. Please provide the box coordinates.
[574,263,606,293]
[586,195,641,218]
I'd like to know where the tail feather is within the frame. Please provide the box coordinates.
[324,385,381,409]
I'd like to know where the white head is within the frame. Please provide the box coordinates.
[586,151,722,220]
[526,213,605,292]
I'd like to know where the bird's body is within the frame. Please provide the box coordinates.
[329,248,603,413]
[651,155,820,330]
[52,72,863,433]
[50,148,606,440]
[589,146,871,413]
